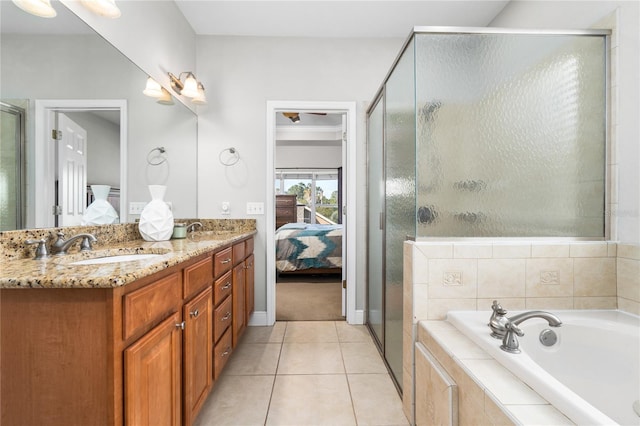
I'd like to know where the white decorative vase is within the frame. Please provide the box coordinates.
[138,185,174,241]
[82,185,119,225]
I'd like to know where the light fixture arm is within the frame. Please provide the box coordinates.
[168,71,195,94]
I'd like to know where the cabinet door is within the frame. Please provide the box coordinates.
[232,262,246,347]
[183,287,213,426]
[125,312,182,426]
[245,253,255,323]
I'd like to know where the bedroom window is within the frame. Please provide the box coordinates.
[275,169,341,224]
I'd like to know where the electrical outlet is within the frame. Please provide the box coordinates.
[129,202,147,214]
[246,202,264,215]
[221,201,230,215]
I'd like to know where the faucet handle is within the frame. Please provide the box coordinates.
[80,236,96,252]
[491,300,507,315]
[26,238,49,260]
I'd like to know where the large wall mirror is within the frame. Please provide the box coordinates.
[0,0,198,231]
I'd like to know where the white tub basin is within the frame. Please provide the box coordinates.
[70,254,162,265]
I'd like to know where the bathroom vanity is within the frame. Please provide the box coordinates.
[0,222,255,426]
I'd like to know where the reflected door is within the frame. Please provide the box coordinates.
[0,102,25,231]
[56,113,87,226]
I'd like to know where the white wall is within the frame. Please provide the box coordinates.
[490,1,640,244]
[196,35,404,312]
[275,145,342,169]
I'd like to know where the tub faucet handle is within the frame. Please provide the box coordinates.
[500,321,524,354]
[488,300,509,339]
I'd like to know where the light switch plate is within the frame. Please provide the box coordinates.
[246,202,264,215]
[129,202,147,214]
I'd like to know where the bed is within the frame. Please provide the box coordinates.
[275,223,342,274]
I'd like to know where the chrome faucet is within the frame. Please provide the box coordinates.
[488,300,562,354]
[51,232,97,255]
[186,222,203,233]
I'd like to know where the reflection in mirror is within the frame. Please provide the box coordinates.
[0,0,198,231]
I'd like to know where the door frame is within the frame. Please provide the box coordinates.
[265,100,358,325]
[34,99,127,228]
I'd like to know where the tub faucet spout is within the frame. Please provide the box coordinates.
[508,311,563,327]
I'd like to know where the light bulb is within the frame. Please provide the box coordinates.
[143,77,163,98]
[181,73,199,98]
[192,83,207,105]
[80,0,121,18]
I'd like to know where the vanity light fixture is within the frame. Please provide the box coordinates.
[80,0,121,18]
[11,0,57,18]
[168,72,206,102]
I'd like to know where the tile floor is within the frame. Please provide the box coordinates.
[194,321,409,426]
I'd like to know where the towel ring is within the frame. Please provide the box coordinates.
[147,147,167,166]
[219,147,240,166]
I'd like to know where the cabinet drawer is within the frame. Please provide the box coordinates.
[213,296,232,343]
[123,272,182,341]
[213,247,233,278]
[275,207,294,218]
[213,270,232,307]
[232,242,245,265]
[245,238,254,255]
[213,327,232,380]
[183,257,213,300]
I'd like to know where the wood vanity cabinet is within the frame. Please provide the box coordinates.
[0,235,255,426]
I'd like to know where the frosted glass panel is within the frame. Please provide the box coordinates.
[367,97,384,348]
[384,39,416,389]
[0,104,24,231]
[415,34,606,237]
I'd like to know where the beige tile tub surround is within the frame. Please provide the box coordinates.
[410,241,620,322]
[403,240,640,422]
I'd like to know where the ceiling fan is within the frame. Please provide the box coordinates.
[282,111,327,123]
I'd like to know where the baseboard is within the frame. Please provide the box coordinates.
[248,311,269,326]
[351,309,365,325]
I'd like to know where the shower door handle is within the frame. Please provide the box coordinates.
[379,212,385,230]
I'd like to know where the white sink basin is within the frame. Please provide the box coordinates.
[70,254,162,265]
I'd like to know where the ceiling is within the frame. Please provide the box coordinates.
[174,0,511,38]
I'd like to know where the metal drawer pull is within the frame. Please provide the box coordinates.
[221,347,231,357]
[222,282,231,289]
[221,258,232,264]
[175,321,185,330]
[190,309,199,318]
[221,312,231,321]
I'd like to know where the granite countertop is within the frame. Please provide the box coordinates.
[0,229,256,289]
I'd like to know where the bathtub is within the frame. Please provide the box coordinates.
[446,309,639,425]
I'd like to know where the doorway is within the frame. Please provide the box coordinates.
[266,101,357,325]
[34,100,127,228]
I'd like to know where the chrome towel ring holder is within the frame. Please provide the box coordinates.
[147,147,167,166]
[219,147,240,166]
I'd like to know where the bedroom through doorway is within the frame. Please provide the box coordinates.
[274,109,346,321]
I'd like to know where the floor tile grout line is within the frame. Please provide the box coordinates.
[264,321,287,425]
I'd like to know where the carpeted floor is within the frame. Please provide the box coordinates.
[276,278,343,321]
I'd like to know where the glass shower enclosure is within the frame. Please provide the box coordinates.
[367,28,608,390]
